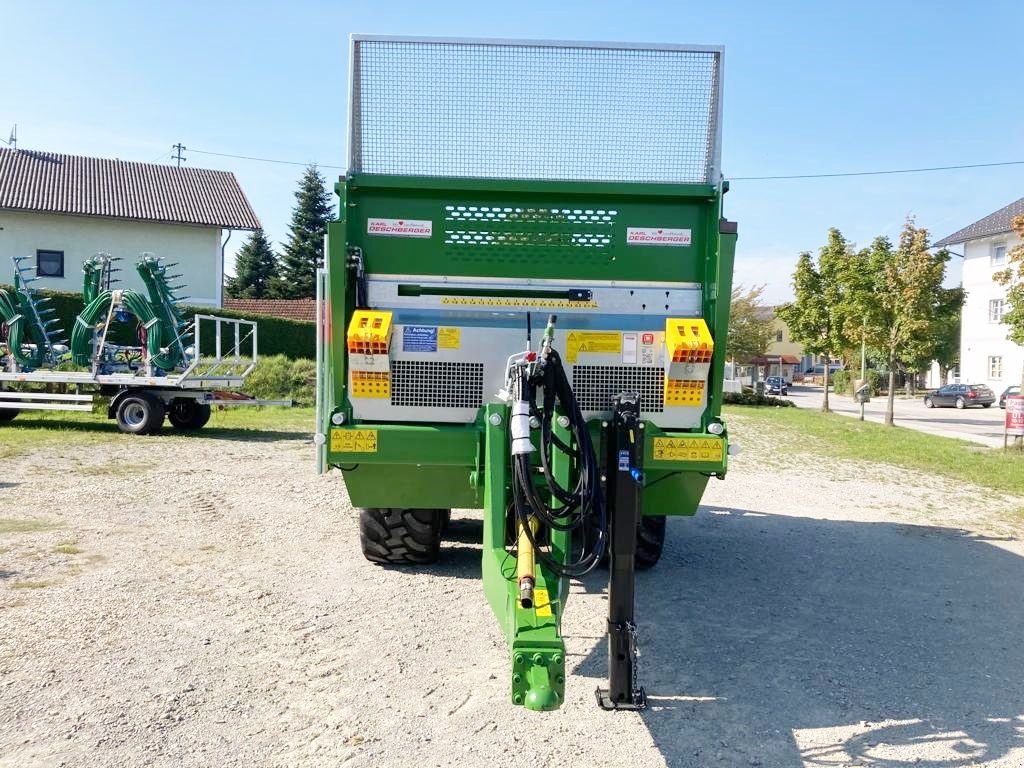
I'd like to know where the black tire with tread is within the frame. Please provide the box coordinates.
[359,508,445,565]
[0,409,18,423]
[168,399,212,430]
[115,391,165,435]
[635,515,667,570]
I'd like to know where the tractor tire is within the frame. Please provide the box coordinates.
[115,391,165,435]
[359,507,445,565]
[635,515,667,570]
[168,399,212,431]
[0,408,18,423]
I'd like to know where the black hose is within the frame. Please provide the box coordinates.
[511,349,606,578]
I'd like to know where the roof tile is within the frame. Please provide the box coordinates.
[0,147,260,230]
[934,195,1024,247]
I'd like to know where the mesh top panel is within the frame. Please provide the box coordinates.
[350,37,722,184]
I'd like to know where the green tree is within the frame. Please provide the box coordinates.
[930,286,966,387]
[727,284,774,371]
[851,222,952,425]
[225,229,279,299]
[994,214,1024,390]
[275,165,333,298]
[776,228,856,412]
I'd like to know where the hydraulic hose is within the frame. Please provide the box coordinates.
[510,318,607,578]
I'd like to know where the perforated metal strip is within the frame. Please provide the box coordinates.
[571,365,665,413]
[390,360,485,409]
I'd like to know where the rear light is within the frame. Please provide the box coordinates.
[968,391,977,398]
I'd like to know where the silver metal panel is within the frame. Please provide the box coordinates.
[350,323,705,428]
[349,35,723,184]
[365,274,702,317]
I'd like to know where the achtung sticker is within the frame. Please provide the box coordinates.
[626,227,692,247]
[533,588,553,618]
[438,327,460,349]
[652,437,723,462]
[367,218,433,238]
[565,331,622,363]
[330,428,379,453]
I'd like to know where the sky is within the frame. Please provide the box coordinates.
[2,0,1022,303]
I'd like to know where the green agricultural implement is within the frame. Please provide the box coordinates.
[316,35,736,711]
[0,252,269,432]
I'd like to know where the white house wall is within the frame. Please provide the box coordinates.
[960,233,1024,389]
[0,211,222,306]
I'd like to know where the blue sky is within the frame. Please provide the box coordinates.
[2,0,1022,302]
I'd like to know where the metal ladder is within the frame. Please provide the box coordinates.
[11,255,67,366]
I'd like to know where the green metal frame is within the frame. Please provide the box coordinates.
[322,172,735,708]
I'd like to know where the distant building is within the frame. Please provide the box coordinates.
[741,308,806,382]
[935,197,1023,389]
[223,298,315,323]
[0,148,260,307]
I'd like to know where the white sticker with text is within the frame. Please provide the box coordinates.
[367,218,433,238]
[626,227,692,247]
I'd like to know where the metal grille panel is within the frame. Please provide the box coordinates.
[350,37,722,183]
[391,360,485,409]
[571,365,665,413]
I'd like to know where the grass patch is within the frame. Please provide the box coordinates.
[0,406,313,457]
[54,541,81,555]
[726,405,1024,496]
[10,580,53,590]
[0,518,59,535]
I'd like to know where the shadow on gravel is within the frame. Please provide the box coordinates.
[3,418,310,442]
[574,505,1024,768]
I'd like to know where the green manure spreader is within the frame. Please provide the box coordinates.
[316,35,736,711]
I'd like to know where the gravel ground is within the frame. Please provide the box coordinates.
[2,415,1024,768]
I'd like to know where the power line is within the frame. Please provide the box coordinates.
[731,159,1024,181]
[188,147,345,170]
[182,144,1024,180]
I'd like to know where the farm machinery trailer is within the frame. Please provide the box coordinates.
[316,36,736,711]
[0,252,268,433]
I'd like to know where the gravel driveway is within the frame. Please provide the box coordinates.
[2,414,1024,768]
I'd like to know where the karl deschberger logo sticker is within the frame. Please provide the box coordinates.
[367,218,433,238]
[626,227,692,247]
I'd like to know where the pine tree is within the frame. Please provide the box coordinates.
[226,229,279,298]
[275,165,333,298]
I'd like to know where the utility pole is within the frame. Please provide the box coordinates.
[171,143,186,167]
[2,125,16,150]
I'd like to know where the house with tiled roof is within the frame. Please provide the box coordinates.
[935,196,1023,390]
[0,148,259,306]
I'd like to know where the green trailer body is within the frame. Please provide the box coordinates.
[316,35,735,710]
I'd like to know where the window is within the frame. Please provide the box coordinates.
[775,329,784,342]
[991,244,1007,267]
[36,249,64,278]
[989,299,1006,323]
[989,356,1003,379]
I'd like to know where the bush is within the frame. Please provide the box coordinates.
[832,369,882,396]
[723,391,796,407]
[244,355,316,405]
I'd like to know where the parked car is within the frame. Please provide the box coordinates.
[765,376,789,395]
[923,384,996,409]
[999,385,1021,408]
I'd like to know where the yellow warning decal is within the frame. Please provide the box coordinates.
[534,588,553,618]
[330,428,379,453]
[652,437,723,463]
[440,297,599,309]
[565,331,622,363]
[438,326,460,349]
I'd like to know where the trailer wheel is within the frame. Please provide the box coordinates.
[168,399,212,431]
[115,392,165,435]
[0,408,18,423]
[359,507,445,565]
[635,515,667,570]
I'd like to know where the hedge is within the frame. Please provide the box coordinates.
[0,285,315,359]
[723,391,796,407]
[831,369,882,396]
